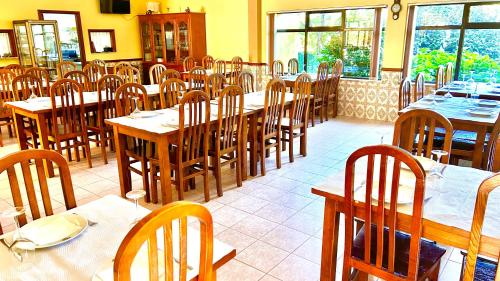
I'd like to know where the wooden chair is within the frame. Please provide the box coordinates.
[159,78,185,109]
[5,64,24,76]
[159,69,181,83]
[64,70,91,92]
[183,56,195,72]
[26,67,50,96]
[288,58,299,75]
[280,73,311,163]
[213,59,227,76]
[0,70,15,146]
[205,73,226,99]
[230,56,243,84]
[324,74,341,120]
[202,55,214,69]
[57,61,78,79]
[445,62,454,85]
[399,77,412,110]
[87,75,124,164]
[83,63,101,91]
[0,149,76,234]
[435,65,445,90]
[149,63,167,85]
[188,67,206,91]
[342,144,446,281]
[393,109,453,163]
[272,60,285,77]
[209,85,244,196]
[49,79,92,168]
[117,66,141,84]
[237,70,255,94]
[310,62,329,127]
[115,83,153,202]
[257,78,286,176]
[92,59,107,74]
[334,59,344,76]
[113,61,132,74]
[460,173,500,281]
[414,72,425,101]
[113,201,214,281]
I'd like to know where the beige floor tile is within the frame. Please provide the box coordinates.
[269,254,320,281]
[212,205,250,227]
[439,260,463,281]
[275,193,314,210]
[259,275,281,281]
[231,214,278,239]
[283,212,323,236]
[237,240,289,273]
[254,203,297,223]
[293,237,323,265]
[229,195,270,213]
[216,228,257,253]
[217,259,265,281]
[262,225,310,253]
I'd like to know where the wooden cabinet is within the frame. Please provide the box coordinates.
[138,12,206,74]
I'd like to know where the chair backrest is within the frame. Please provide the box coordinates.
[238,70,255,94]
[113,201,214,281]
[26,67,50,95]
[435,65,445,90]
[462,173,500,281]
[393,109,453,163]
[230,56,243,84]
[183,56,195,72]
[178,90,211,164]
[288,58,299,75]
[399,77,412,110]
[272,60,285,77]
[5,64,25,76]
[289,73,312,126]
[262,78,286,136]
[334,59,344,76]
[213,59,226,76]
[484,114,500,172]
[205,73,227,99]
[314,62,329,99]
[49,79,87,137]
[0,149,76,234]
[117,66,141,84]
[216,85,244,151]
[97,74,124,124]
[115,83,150,116]
[202,55,214,69]
[92,59,107,74]
[414,72,425,101]
[113,61,132,74]
[57,61,78,79]
[159,69,181,83]
[149,64,167,85]
[0,70,15,119]
[342,144,427,281]
[83,63,102,91]
[64,70,91,92]
[11,74,43,101]
[445,62,454,85]
[188,67,206,91]
[159,78,185,109]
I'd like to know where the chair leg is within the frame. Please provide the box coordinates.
[427,260,441,281]
[177,167,184,201]
[300,125,307,157]
[310,106,315,127]
[276,135,282,169]
[84,138,92,169]
[141,159,150,202]
[260,138,266,176]
[149,163,158,204]
[236,149,242,188]
[281,129,286,152]
[215,157,222,197]
[289,130,294,163]
[203,157,210,202]
[100,130,108,165]
[66,140,73,162]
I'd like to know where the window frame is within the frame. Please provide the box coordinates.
[271,7,384,79]
[88,29,117,53]
[0,29,18,58]
[403,1,500,81]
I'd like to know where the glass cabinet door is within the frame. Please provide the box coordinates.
[14,24,33,67]
[177,21,189,61]
[39,24,59,70]
[141,22,152,61]
[153,22,163,62]
[164,21,176,63]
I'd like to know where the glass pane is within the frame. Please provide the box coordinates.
[153,23,163,61]
[346,9,375,28]
[415,4,464,26]
[178,22,189,60]
[309,12,342,27]
[275,13,306,30]
[43,13,81,64]
[344,30,373,78]
[306,31,342,73]
[469,4,500,23]
[14,24,32,66]
[141,23,152,61]
[460,29,500,83]
[0,33,12,57]
[275,32,305,72]
[90,32,112,53]
[164,22,175,63]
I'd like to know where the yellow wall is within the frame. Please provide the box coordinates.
[0,0,148,66]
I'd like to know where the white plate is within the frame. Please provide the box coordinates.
[422,96,445,102]
[466,108,494,117]
[19,213,88,249]
[401,156,436,172]
[26,97,50,103]
[130,111,158,118]
[477,100,499,108]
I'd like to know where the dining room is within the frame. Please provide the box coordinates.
[0,0,499,280]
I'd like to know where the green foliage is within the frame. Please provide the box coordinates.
[316,37,371,78]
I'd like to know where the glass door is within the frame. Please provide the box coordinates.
[177,21,189,62]
[13,24,33,67]
[41,12,83,66]
[164,21,176,63]
[141,22,152,61]
[152,22,163,62]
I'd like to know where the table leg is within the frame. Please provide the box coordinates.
[472,127,487,168]
[249,113,258,177]
[241,116,248,180]
[158,136,173,204]
[12,111,28,151]
[113,127,131,197]
[36,113,54,177]
[320,198,340,281]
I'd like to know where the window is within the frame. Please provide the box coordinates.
[407,2,500,83]
[272,8,385,79]
[88,29,116,53]
[0,30,17,58]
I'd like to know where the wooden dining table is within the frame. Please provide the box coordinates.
[105,90,297,204]
[0,195,236,280]
[312,163,499,281]
[436,82,500,100]
[400,96,500,168]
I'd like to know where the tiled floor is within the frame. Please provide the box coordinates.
[0,117,464,280]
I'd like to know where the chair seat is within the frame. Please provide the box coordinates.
[352,225,446,278]
[451,130,490,151]
[461,252,498,281]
